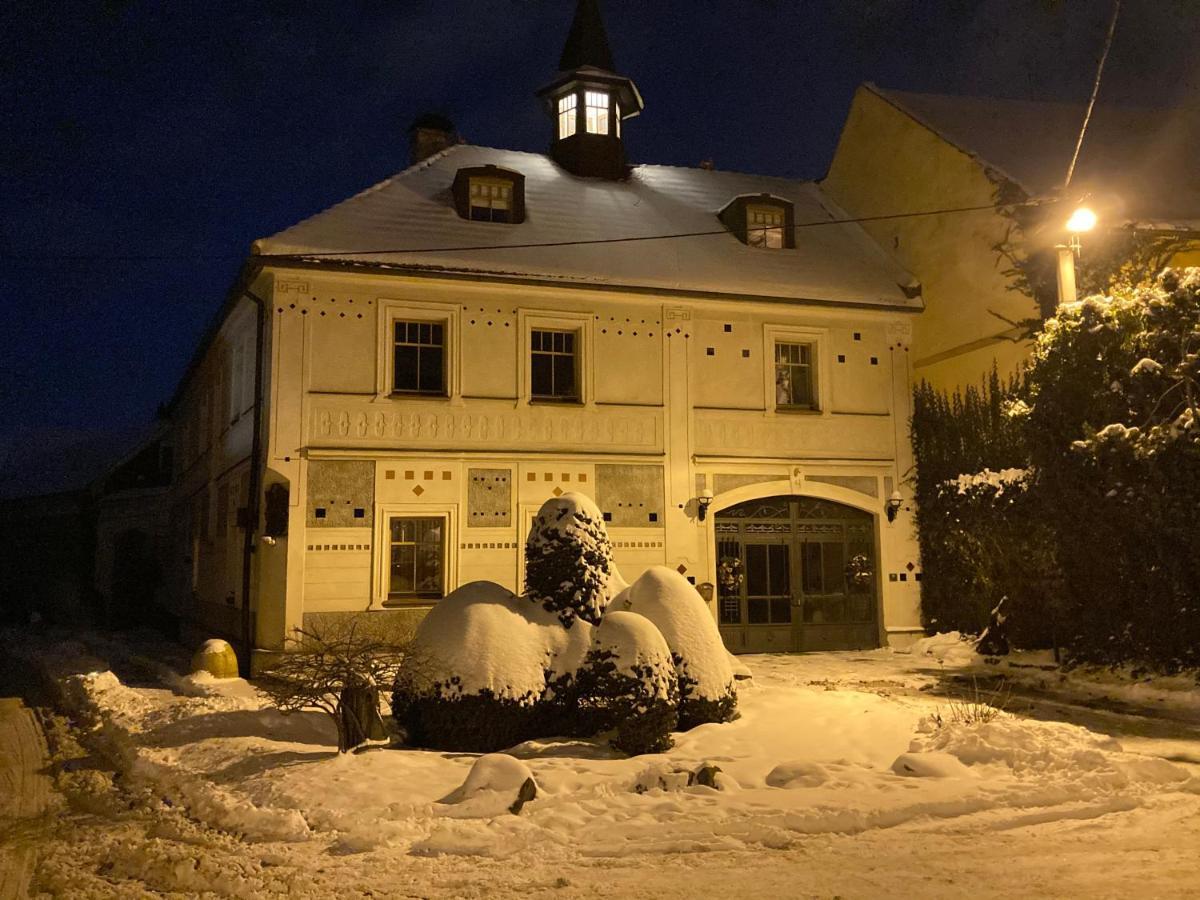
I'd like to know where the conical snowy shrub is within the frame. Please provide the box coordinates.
[617,566,738,729]
[575,610,678,755]
[524,492,619,628]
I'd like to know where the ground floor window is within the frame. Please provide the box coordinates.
[387,516,444,602]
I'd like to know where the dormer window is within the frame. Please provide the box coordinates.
[585,91,610,135]
[719,194,796,249]
[558,94,577,139]
[468,178,512,222]
[747,204,785,249]
[451,166,526,224]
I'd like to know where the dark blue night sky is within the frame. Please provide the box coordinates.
[2,1,1197,490]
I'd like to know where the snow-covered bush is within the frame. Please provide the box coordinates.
[524,492,620,627]
[393,582,552,752]
[574,611,678,755]
[616,566,737,728]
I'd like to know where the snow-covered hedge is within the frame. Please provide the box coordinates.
[616,566,737,728]
[395,495,739,753]
[574,611,678,754]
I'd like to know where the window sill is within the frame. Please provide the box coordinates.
[529,397,583,406]
[382,597,441,608]
[774,405,821,415]
[388,391,450,401]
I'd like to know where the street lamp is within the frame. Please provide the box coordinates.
[1056,206,1097,306]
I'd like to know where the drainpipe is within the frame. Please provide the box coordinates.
[238,273,267,677]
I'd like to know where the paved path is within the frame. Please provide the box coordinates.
[0,698,52,900]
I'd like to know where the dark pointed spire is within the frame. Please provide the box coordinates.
[558,0,615,72]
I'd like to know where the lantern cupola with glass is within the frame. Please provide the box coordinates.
[536,0,644,180]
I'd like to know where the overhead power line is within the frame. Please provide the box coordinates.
[1065,0,1122,188]
[0,197,1059,265]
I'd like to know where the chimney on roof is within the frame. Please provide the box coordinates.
[408,113,457,166]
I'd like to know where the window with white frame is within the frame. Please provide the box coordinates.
[468,177,513,223]
[392,320,445,395]
[747,204,785,249]
[558,94,578,139]
[530,328,579,402]
[774,341,815,409]
[585,91,609,135]
[386,516,445,602]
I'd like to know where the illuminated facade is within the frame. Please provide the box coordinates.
[160,2,927,668]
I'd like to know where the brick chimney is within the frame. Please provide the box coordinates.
[408,114,457,166]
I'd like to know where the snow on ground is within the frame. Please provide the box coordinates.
[12,632,1200,897]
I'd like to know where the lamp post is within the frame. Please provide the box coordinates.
[1056,207,1097,307]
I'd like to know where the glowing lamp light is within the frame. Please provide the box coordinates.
[1066,207,1097,233]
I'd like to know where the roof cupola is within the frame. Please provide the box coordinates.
[536,0,643,180]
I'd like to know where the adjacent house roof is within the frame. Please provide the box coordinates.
[869,84,1200,232]
[255,145,921,310]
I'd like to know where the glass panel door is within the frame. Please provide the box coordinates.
[745,541,791,625]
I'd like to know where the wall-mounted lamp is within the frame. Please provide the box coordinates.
[697,488,714,521]
[886,490,903,523]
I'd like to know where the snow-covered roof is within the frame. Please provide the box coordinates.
[254,145,920,310]
[870,85,1200,232]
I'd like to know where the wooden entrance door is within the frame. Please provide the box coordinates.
[715,495,879,653]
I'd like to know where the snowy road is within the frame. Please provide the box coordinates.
[10,635,1200,899]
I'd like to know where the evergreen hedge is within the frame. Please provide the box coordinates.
[912,269,1200,671]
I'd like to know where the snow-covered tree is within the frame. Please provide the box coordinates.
[524,492,619,627]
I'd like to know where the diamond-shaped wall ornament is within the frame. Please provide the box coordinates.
[676,563,688,575]
[412,484,424,496]
[552,487,563,497]
[906,561,915,572]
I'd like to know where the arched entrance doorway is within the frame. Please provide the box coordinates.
[714,495,879,653]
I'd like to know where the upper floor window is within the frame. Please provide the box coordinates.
[468,177,512,223]
[585,91,609,135]
[530,328,579,402]
[775,341,815,409]
[719,194,795,249]
[451,165,526,224]
[747,204,785,249]
[393,321,445,395]
[558,94,578,139]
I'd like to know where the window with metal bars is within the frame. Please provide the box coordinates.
[393,321,445,395]
[530,329,579,402]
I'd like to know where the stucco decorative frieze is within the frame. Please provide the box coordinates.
[307,399,662,452]
[695,410,892,458]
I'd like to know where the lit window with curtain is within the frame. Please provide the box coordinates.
[468,177,512,222]
[775,341,815,409]
[558,94,577,139]
[747,204,785,249]
[585,91,609,135]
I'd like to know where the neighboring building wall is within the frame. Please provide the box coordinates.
[254,265,924,664]
[823,85,1038,393]
[166,286,266,645]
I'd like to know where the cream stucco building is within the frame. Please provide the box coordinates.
[824,83,1200,393]
[155,4,929,670]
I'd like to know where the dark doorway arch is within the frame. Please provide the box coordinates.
[714,495,879,653]
[110,528,169,633]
